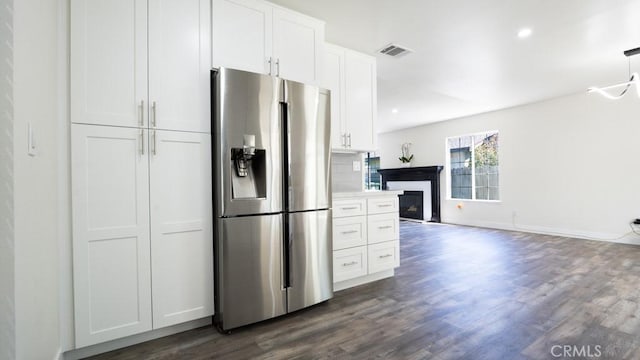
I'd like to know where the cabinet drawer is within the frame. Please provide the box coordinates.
[367,197,398,215]
[368,240,399,274]
[333,216,367,250]
[333,246,367,282]
[333,199,366,217]
[367,213,399,244]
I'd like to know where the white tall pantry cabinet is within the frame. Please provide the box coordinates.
[70,0,213,348]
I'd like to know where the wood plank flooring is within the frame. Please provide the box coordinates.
[89,222,640,359]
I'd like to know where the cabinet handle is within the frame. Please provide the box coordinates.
[139,129,144,155]
[341,230,358,235]
[347,133,352,148]
[275,58,280,77]
[267,57,272,75]
[379,254,393,259]
[341,206,358,210]
[341,133,346,147]
[342,261,358,267]
[378,225,392,229]
[151,101,157,128]
[138,100,144,127]
[152,130,157,155]
[378,204,392,207]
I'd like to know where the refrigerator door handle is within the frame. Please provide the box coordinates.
[282,214,291,289]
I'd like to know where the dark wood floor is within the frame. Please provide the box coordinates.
[90,222,640,359]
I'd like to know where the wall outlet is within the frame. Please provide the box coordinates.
[352,161,361,172]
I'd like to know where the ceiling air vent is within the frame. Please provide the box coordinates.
[378,43,413,57]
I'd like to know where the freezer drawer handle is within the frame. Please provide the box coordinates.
[341,206,359,210]
[378,225,392,229]
[379,254,393,259]
[341,230,359,235]
[342,261,358,267]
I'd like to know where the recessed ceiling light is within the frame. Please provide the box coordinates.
[517,28,532,38]
[392,108,399,114]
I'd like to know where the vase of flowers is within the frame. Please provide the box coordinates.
[399,143,413,167]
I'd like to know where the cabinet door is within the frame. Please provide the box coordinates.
[71,125,152,347]
[71,0,148,127]
[272,8,324,84]
[324,44,346,150]
[344,50,376,151]
[149,131,214,329]
[212,0,272,75]
[149,0,211,133]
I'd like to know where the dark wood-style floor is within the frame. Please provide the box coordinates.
[90,222,640,359]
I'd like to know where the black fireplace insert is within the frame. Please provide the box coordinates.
[399,191,424,220]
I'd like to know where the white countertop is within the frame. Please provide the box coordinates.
[332,190,404,199]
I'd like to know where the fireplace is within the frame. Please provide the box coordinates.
[377,166,444,222]
[399,191,424,220]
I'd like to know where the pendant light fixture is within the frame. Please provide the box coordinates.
[587,47,640,100]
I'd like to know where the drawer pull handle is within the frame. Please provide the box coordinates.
[378,225,392,229]
[341,206,359,210]
[379,254,393,259]
[342,261,358,266]
[377,204,392,207]
[341,230,358,234]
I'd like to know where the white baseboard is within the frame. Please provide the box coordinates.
[62,317,212,360]
[444,219,640,245]
[333,269,394,292]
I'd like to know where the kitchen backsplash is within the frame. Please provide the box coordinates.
[331,153,364,192]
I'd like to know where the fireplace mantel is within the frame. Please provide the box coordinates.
[377,166,444,222]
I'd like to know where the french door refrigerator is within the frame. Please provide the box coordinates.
[212,68,332,331]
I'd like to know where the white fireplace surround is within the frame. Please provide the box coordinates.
[386,181,432,221]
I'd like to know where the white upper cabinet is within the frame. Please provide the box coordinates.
[71,0,210,133]
[149,0,211,133]
[71,0,148,128]
[344,50,377,151]
[324,44,346,151]
[212,0,325,85]
[150,131,214,329]
[324,44,377,152]
[272,8,323,84]
[212,0,273,75]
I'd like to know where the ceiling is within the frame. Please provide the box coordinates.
[269,0,640,133]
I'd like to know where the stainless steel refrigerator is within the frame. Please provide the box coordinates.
[212,68,333,331]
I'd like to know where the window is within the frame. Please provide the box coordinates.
[446,131,499,201]
[364,152,381,190]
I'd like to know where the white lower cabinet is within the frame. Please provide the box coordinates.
[368,241,400,274]
[367,213,399,245]
[72,125,213,347]
[333,216,366,250]
[149,131,214,329]
[332,194,400,289]
[72,125,153,347]
[333,246,368,283]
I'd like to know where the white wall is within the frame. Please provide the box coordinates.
[14,0,61,358]
[379,92,640,243]
[0,0,15,358]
